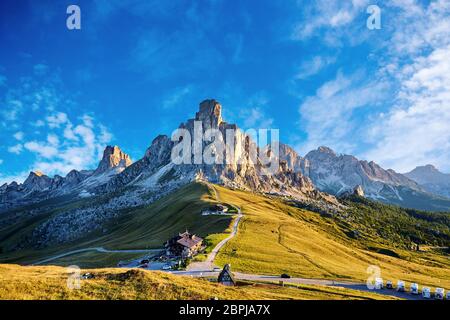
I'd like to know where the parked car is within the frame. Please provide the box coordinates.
[446,291,450,300]
[81,272,94,279]
[397,280,405,292]
[375,277,384,289]
[213,267,221,272]
[280,273,291,279]
[422,287,431,299]
[435,288,445,300]
[140,259,149,264]
[410,283,419,295]
[386,281,393,289]
[139,264,148,269]
[162,264,171,270]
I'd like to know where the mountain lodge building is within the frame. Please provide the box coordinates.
[165,231,203,258]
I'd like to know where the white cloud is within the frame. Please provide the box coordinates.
[8,144,23,155]
[357,0,450,172]
[81,114,94,128]
[291,0,450,173]
[34,120,45,127]
[24,141,58,159]
[364,43,450,172]
[291,0,369,41]
[46,112,68,128]
[0,65,115,182]
[2,100,23,121]
[162,86,192,109]
[63,124,78,141]
[295,56,336,80]
[47,134,59,146]
[13,131,24,141]
[241,108,274,129]
[297,71,388,155]
[21,113,113,177]
[238,93,274,129]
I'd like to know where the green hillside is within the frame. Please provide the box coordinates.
[1,182,449,293]
[0,183,232,266]
[213,186,450,289]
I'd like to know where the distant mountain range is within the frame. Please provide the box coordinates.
[405,165,450,199]
[1,99,450,213]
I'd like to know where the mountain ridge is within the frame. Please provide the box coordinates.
[1,99,449,213]
[405,165,450,199]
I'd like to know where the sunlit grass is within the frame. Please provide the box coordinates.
[213,185,450,289]
[0,264,398,300]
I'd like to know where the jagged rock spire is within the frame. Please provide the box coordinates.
[195,99,223,129]
[94,145,132,174]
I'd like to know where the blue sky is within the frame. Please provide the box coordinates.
[1,0,449,183]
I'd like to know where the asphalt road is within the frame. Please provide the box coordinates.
[170,269,429,300]
[32,247,163,265]
[187,185,242,272]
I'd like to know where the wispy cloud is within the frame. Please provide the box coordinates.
[162,86,192,109]
[295,55,336,80]
[291,0,450,172]
[8,144,23,155]
[0,66,114,183]
[291,0,369,42]
[360,0,450,172]
[13,131,24,141]
[238,93,274,129]
[364,43,450,172]
[297,71,388,155]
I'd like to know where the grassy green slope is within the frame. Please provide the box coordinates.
[0,183,232,266]
[0,264,397,300]
[213,186,450,289]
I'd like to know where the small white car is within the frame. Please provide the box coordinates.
[375,277,384,289]
[435,288,445,300]
[162,264,172,270]
[397,280,405,292]
[422,287,431,299]
[410,283,419,295]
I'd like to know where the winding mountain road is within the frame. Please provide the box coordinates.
[187,184,243,271]
[32,247,163,266]
[31,184,429,300]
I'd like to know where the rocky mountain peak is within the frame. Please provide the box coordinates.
[316,146,337,156]
[23,171,52,191]
[94,145,132,174]
[32,171,45,177]
[195,99,223,129]
[412,164,439,174]
[404,164,450,198]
